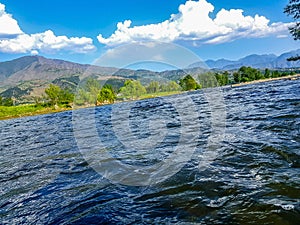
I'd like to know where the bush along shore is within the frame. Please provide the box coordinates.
[0,66,299,120]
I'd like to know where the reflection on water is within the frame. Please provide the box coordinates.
[1,79,299,224]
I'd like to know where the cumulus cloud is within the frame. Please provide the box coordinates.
[97,0,293,46]
[0,30,96,54]
[0,3,96,54]
[0,3,23,37]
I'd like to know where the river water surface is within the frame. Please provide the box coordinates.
[1,79,299,224]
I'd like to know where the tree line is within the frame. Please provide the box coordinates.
[198,67,297,88]
[40,75,203,107]
[44,66,297,107]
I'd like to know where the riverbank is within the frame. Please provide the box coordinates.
[0,105,73,120]
[231,74,300,87]
[0,91,181,120]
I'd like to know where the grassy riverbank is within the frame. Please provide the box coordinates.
[0,91,181,120]
[0,104,72,120]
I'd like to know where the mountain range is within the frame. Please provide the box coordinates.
[202,49,300,70]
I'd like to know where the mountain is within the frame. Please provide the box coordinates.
[204,49,300,70]
[0,56,174,102]
[0,56,128,86]
[0,56,197,89]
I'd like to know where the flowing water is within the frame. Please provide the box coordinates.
[1,79,299,224]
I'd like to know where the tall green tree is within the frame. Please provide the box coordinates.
[119,80,146,99]
[215,71,230,86]
[160,81,182,92]
[97,85,116,104]
[284,0,300,40]
[233,72,241,83]
[45,84,61,105]
[45,84,74,106]
[198,72,218,88]
[264,68,271,78]
[179,75,201,91]
[74,77,102,105]
[146,81,160,93]
[284,0,300,61]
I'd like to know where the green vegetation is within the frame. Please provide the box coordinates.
[0,66,299,120]
[232,66,296,84]
[0,96,14,106]
[284,0,299,61]
[119,80,147,99]
[45,84,74,107]
[179,75,201,91]
[198,67,297,87]
[146,81,160,93]
[284,0,300,41]
[97,85,116,104]
[0,104,70,120]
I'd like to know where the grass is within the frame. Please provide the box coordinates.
[0,104,71,120]
[0,91,183,120]
[139,91,182,99]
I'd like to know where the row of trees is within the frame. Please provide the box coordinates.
[75,78,186,104]
[233,67,296,83]
[74,78,116,106]
[45,84,74,106]
[197,67,297,88]
[72,78,180,106]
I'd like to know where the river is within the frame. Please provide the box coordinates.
[1,79,299,224]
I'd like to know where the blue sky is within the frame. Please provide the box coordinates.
[0,0,298,67]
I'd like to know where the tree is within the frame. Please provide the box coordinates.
[179,75,201,91]
[0,97,13,106]
[74,89,92,105]
[160,81,182,92]
[119,80,146,99]
[264,68,271,78]
[85,77,101,105]
[284,0,300,61]
[198,72,218,88]
[215,71,230,86]
[272,70,280,78]
[45,84,61,105]
[233,72,241,83]
[146,81,160,93]
[97,85,116,104]
[73,77,101,106]
[167,81,182,92]
[45,84,74,106]
[59,89,74,105]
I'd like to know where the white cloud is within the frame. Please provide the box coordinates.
[0,3,23,37]
[97,0,292,46]
[0,3,96,54]
[0,30,96,54]
[31,50,38,55]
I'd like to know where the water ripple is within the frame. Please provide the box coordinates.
[1,79,299,224]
